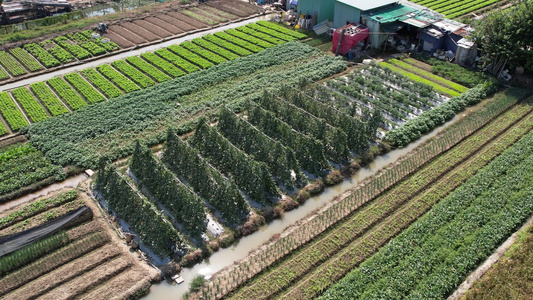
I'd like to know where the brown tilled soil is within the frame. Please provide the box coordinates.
[1,189,160,300]
[206,2,250,18]
[102,31,135,48]
[145,16,184,35]
[4,245,122,300]
[120,21,161,42]
[166,11,209,28]
[133,19,173,38]
[37,256,132,300]
[107,26,147,45]
[155,14,198,31]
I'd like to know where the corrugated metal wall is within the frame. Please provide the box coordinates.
[333,1,362,28]
[297,0,335,24]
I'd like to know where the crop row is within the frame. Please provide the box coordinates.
[23,43,60,68]
[380,62,461,97]
[9,48,43,72]
[388,59,468,93]
[0,92,28,131]
[0,66,8,81]
[192,37,240,60]
[30,82,69,116]
[235,26,285,45]
[111,60,155,89]
[53,36,91,60]
[167,45,214,69]
[125,56,170,83]
[246,23,296,42]
[166,130,251,226]
[130,142,207,236]
[0,190,78,229]
[321,112,533,300]
[225,28,274,48]
[141,52,187,78]
[81,30,120,52]
[0,143,65,196]
[47,77,87,110]
[0,51,28,76]
[81,68,123,99]
[211,32,262,53]
[96,64,140,93]
[153,49,200,74]
[11,87,49,122]
[180,41,227,64]
[45,42,75,64]
[228,100,533,299]
[281,105,533,300]
[0,232,69,277]
[193,88,527,299]
[96,163,185,257]
[256,21,307,39]
[64,73,106,104]
[445,0,502,18]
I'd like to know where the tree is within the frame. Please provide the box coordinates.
[472,0,533,74]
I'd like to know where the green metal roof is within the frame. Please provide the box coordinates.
[368,4,417,23]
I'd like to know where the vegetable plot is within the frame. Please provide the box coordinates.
[167,45,214,69]
[0,143,65,196]
[0,92,28,131]
[125,56,171,83]
[47,77,87,110]
[23,43,60,68]
[246,23,296,42]
[0,51,28,76]
[321,126,533,300]
[53,36,91,60]
[412,0,504,18]
[180,41,227,64]
[95,162,185,258]
[141,52,186,78]
[209,32,260,54]
[96,64,140,93]
[154,49,200,74]
[225,28,274,48]
[11,87,49,122]
[30,82,69,116]
[130,142,207,237]
[64,73,105,104]
[9,48,43,72]
[81,68,123,99]
[192,38,240,60]
[256,21,307,39]
[111,60,155,89]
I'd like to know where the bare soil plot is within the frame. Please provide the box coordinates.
[145,16,185,35]
[108,26,148,45]
[206,2,252,18]
[166,11,209,29]
[134,19,173,38]
[156,14,198,31]
[120,21,162,42]
[0,189,159,300]
[102,31,135,48]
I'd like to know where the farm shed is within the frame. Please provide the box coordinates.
[333,0,398,28]
[296,0,335,24]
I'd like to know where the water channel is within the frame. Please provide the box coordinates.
[142,109,472,299]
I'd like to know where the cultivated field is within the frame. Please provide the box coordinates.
[189,88,533,299]
[409,0,511,18]
[0,21,305,137]
[0,189,159,300]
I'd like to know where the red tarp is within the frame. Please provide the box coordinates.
[332,23,370,55]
